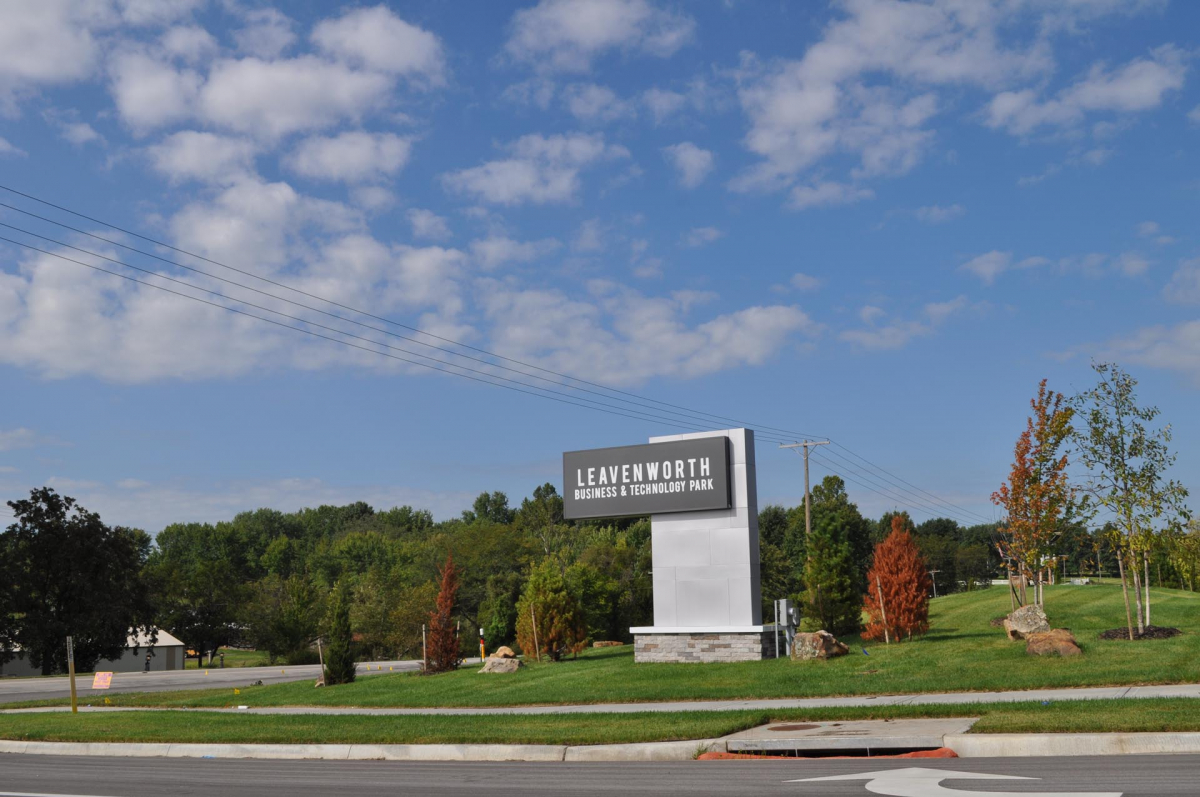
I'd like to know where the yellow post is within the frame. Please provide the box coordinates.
[66,636,77,714]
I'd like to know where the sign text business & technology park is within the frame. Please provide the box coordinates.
[562,436,731,520]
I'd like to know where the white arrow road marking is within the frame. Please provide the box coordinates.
[787,766,1122,797]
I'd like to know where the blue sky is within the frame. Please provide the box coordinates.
[1,0,1198,533]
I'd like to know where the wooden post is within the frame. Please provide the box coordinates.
[66,636,77,714]
[530,603,541,663]
[875,576,890,646]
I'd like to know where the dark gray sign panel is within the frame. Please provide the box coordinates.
[562,437,731,520]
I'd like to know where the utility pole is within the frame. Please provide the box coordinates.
[780,440,830,543]
[928,569,940,599]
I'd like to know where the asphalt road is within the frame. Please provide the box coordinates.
[0,754,1195,796]
[0,660,429,704]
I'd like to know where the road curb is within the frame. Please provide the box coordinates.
[945,732,1200,757]
[0,739,719,762]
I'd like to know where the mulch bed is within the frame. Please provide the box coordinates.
[698,748,958,761]
[1098,625,1182,641]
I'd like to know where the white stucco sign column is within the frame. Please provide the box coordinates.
[630,428,766,662]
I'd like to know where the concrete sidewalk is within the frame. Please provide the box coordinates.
[5,681,1199,716]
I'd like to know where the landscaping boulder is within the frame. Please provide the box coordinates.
[1025,629,1081,657]
[790,631,849,661]
[479,656,523,674]
[1003,604,1050,641]
[491,646,516,659]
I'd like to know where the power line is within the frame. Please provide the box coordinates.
[0,237,748,434]
[830,442,993,524]
[0,183,992,513]
[0,184,825,442]
[0,210,813,439]
[809,450,978,525]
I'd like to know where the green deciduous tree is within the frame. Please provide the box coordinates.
[1071,362,1190,638]
[242,573,321,664]
[0,488,154,674]
[516,559,587,661]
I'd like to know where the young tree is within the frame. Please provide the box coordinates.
[800,521,860,636]
[992,379,1076,607]
[322,581,356,685]
[426,553,461,673]
[516,559,587,661]
[1071,363,1190,638]
[863,516,933,642]
[0,488,155,674]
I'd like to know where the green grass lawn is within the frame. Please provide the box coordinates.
[3,698,1200,745]
[21,583,1195,711]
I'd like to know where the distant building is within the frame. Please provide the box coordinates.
[0,630,186,677]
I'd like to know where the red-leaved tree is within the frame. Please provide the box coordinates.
[862,516,932,642]
[426,553,460,673]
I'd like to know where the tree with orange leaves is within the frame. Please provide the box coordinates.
[992,380,1076,608]
[426,553,461,673]
[863,516,932,642]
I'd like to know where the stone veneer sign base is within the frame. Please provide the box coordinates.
[633,629,774,663]
[632,428,766,663]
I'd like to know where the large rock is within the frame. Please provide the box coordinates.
[1026,629,1081,657]
[479,656,523,674]
[790,631,849,661]
[1003,604,1050,640]
[491,646,516,659]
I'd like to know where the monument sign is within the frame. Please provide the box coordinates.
[563,428,767,663]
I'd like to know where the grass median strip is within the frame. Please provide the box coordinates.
[3,699,1200,745]
[10,584,1198,712]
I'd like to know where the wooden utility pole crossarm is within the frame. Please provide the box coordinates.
[780,440,831,543]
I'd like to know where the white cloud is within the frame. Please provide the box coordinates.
[285,131,412,183]
[642,88,686,124]
[789,181,873,211]
[470,235,560,269]
[574,218,605,253]
[840,295,968,350]
[986,45,1187,135]
[915,203,965,223]
[0,137,27,157]
[147,131,257,184]
[160,25,217,64]
[0,428,41,451]
[198,56,392,139]
[1138,220,1161,237]
[790,273,822,291]
[407,209,451,241]
[959,250,1048,285]
[1104,321,1200,386]
[859,305,886,325]
[60,121,102,145]
[662,142,714,188]
[108,51,201,131]
[1165,259,1200,305]
[0,2,105,112]
[115,0,204,27]
[232,8,296,59]
[682,227,724,248]
[442,132,629,205]
[562,83,634,123]
[311,5,445,86]
[504,0,695,73]
[1114,251,1150,277]
[480,280,815,385]
[1190,105,1200,124]
[500,77,557,109]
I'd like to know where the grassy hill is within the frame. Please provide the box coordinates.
[30,582,1199,710]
